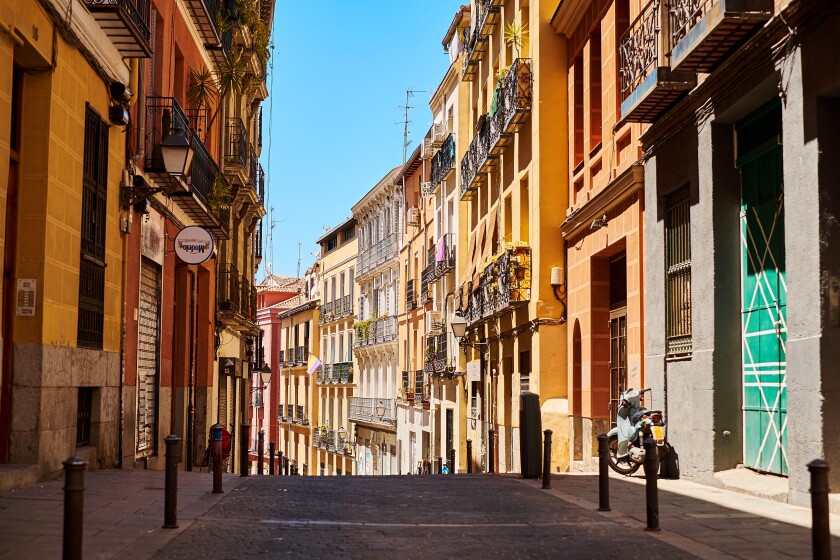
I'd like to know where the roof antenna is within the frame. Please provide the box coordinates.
[398,87,425,163]
[297,241,301,278]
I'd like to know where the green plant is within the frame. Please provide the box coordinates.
[504,21,528,59]
[208,174,232,217]
[188,67,217,110]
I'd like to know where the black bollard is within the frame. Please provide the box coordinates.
[542,429,553,489]
[257,430,264,475]
[488,428,495,473]
[269,442,276,476]
[597,434,610,511]
[240,423,250,476]
[284,456,289,476]
[436,456,442,474]
[163,435,181,529]
[279,452,285,475]
[63,456,86,560]
[467,439,472,474]
[643,437,660,531]
[449,448,456,475]
[210,424,224,494]
[807,459,832,560]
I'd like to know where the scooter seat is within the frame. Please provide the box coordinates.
[630,409,648,425]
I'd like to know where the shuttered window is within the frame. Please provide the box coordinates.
[136,259,161,456]
[665,186,692,356]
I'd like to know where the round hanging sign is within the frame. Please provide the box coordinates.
[174,226,214,265]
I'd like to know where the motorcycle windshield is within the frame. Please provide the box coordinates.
[616,407,635,458]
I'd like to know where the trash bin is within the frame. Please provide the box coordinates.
[519,391,542,479]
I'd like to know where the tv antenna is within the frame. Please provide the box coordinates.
[265,207,285,278]
[398,87,425,163]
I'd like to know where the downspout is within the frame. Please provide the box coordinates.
[186,269,196,471]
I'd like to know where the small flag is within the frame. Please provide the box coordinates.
[307,358,323,375]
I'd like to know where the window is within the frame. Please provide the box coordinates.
[343,225,355,241]
[78,106,109,349]
[76,388,94,447]
[589,25,602,149]
[665,186,692,356]
[326,236,337,252]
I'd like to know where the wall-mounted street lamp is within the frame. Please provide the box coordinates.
[160,126,195,176]
[375,400,387,418]
[251,363,272,392]
[450,315,489,354]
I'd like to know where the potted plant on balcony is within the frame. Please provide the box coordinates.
[208,174,232,218]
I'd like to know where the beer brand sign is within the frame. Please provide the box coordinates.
[174,226,214,265]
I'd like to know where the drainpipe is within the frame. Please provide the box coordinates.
[186,269,197,470]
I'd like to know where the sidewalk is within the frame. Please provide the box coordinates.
[518,471,840,560]
[0,469,244,560]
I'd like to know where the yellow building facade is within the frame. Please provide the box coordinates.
[0,0,136,481]
[457,0,569,473]
[313,218,358,475]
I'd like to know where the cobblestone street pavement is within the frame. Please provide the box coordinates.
[153,474,694,559]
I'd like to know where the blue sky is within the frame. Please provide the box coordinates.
[259,1,458,278]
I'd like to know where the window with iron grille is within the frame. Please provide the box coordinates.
[665,186,692,356]
[78,105,109,349]
[76,387,94,447]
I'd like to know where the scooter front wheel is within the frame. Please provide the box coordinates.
[607,435,641,475]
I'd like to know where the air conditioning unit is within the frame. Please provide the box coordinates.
[432,122,446,147]
[425,311,443,335]
[406,207,420,226]
[422,137,435,160]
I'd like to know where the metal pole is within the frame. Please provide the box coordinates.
[808,459,832,560]
[643,437,660,531]
[597,434,610,511]
[240,423,250,476]
[436,456,442,474]
[466,440,472,474]
[269,442,275,476]
[279,451,285,475]
[449,448,456,475]
[210,424,223,494]
[488,428,495,473]
[62,456,86,560]
[542,429,552,489]
[257,430,265,475]
[163,435,181,529]
[284,456,289,476]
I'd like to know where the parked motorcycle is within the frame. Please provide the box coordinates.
[606,388,670,475]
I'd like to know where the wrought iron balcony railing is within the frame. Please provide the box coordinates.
[254,219,263,260]
[431,133,456,187]
[225,117,249,171]
[501,58,533,134]
[278,350,285,366]
[421,264,434,304]
[348,397,396,426]
[405,279,416,311]
[433,234,456,277]
[294,345,306,365]
[342,295,352,317]
[619,0,696,122]
[183,0,221,45]
[82,0,152,57]
[258,164,265,206]
[465,245,532,325]
[668,0,773,73]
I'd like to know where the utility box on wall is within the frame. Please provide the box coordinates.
[519,391,542,479]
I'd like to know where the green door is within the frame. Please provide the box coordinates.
[737,101,787,475]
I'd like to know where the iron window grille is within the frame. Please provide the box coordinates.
[76,387,94,447]
[665,186,692,356]
[78,106,108,349]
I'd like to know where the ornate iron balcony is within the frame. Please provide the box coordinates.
[434,234,456,277]
[431,133,456,187]
[348,397,396,426]
[225,118,249,171]
[82,0,151,57]
[501,58,533,134]
[405,279,416,311]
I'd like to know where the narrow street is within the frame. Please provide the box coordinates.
[3,468,837,559]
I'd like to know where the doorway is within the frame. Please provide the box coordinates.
[608,253,627,427]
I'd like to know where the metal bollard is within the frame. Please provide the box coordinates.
[436,456,442,474]
[240,423,250,476]
[807,459,832,560]
[257,430,264,475]
[163,435,181,529]
[284,456,289,476]
[488,428,495,473]
[597,434,611,511]
[467,439,472,474]
[269,442,276,476]
[542,429,553,489]
[210,424,224,494]
[62,456,86,560]
[279,452,285,475]
[449,448,456,475]
[643,437,660,531]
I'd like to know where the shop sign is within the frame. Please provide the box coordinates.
[174,226,214,265]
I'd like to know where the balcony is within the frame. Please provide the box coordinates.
[500,58,533,134]
[433,234,456,278]
[217,265,257,327]
[225,118,249,173]
[461,0,501,81]
[354,317,396,349]
[254,218,263,261]
[421,264,434,304]
[183,0,221,46]
[405,279,416,311]
[356,234,397,279]
[619,0,697,122]
[431,133,456,188]
[278,350,285,367]
[294,346,306,365]
[424,334,451,376]
[320,301,333,324]
[82,0,152,57]
[421,182,436,198]
[465,245,532,325]
[324,361,353,384]
[349,397,396,427]
[669,0,773,73]
[144,97,227,237]
[292,405,308,426]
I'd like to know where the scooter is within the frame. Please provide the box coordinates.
[606,388,670,475]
